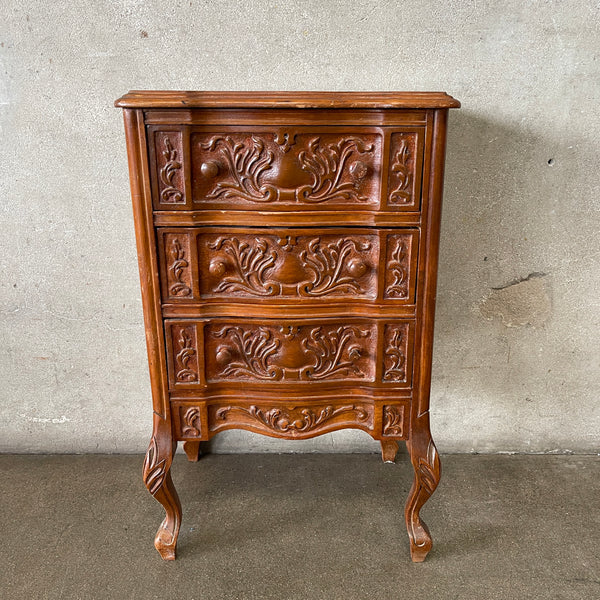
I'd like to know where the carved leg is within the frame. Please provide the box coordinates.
[143,418,181,560]
[380,440,399,463]
[183,441,202,462]
[405,425,440,562]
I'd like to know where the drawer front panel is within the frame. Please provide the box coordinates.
[157,227,418,305]
[165,318,414,389]
[148,125,425,212]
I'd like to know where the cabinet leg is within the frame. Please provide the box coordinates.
[143,429,181,560]
[380,440,399,463]
[405,425,440,562]
[183,441,202,462]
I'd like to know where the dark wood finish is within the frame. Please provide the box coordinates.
[117,91,459,562]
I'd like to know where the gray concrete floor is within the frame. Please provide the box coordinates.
[0,453,598,599]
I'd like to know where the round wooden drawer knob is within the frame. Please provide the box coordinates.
[349,160,368,180]
[347,258,367,278]
[208,259,226,276]
[200,161,219,178]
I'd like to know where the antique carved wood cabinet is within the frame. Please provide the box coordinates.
[115,91,460,562]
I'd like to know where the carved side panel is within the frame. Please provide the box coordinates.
[167,323,202,387]
[384,233,416,301]
[205,322,376,383]
[173,404,208,440]
[208,402,373,439]
[161,233,193,300]
[386,132,421,210]
[199,232,378,299]
[382,323,410,384]
[154,131,185,206]
[382,404,406,438]
[191,130,382,206]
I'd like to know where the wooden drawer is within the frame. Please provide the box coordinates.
[148,125,424,212]
[170,398,409,441]
[164,318,414,390]
[157,226,419,306]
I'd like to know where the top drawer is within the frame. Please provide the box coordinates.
[148,125,424,213]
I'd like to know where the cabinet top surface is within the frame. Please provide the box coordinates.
[114,90,460,109]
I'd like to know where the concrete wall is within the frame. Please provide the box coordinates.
[1,1,598,454]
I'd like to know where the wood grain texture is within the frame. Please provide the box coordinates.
[115,90,460,109]
[117,91,459,562]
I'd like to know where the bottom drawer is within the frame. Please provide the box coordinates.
[172,399,410,441]
[165,317,414,389]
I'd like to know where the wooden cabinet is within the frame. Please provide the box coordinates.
[115,91,460,562]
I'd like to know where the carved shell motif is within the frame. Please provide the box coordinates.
[215,404,369,434]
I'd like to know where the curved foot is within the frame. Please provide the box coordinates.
[144,433,182,560]
[380,440,399,463]
[183,440,202,462]
[155,517,177,560]
[405,431,440,563]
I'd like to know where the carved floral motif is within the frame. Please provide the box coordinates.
[204,234,373,298]
[215,404,369,433]
[383,324,408,382]
[175,327,198,382]
[210,324,372,382]
[195,133,377,204]
[298,137,374,203]
[299,238,371,296]
[207,237,278,296]
[385,235,410,299]
[383,405,405,437]
[181,407,202,437]
[158,136,184,203]
[167,238,191,297]
[200,135,275,202]
[388,134,414,205]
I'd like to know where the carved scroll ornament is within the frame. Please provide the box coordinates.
[196,133,377,204]
[215,404,369,434]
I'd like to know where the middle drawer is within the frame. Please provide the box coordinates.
[157,226,419,307]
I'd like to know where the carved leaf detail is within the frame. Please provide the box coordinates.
[213,326,283,380]
[182,407,201,437]
[383,325,408,382]
[299,238,371,297]
[143,436,166,495]
[208,237,279,296]
[388,136,412,204]
[300,326,370,380]
[159,137,184,203]
[168,238,191,297]
[385,237,409,299]
[196,134,376,204]
[298,137,374,203]
[175,328,198,382]
[205,234,372,298]
[383,405,404,436]
[200,135,276,202]
[209,324,372,382]
[216,404,369,433]
[417,440,439,495]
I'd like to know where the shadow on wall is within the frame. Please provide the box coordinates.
[433,107,566,411]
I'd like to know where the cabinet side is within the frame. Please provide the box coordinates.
[413,108,449,427]
[122,108,171,420]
